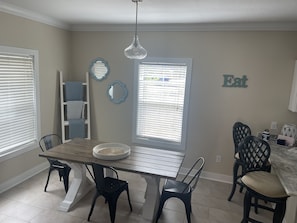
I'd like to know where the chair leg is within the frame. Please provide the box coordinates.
[273,200,287,223]
[239,185,244,193]
[58,169,63,181]
[182,196,192,223]
[228,161,240,201]
[108,197,118,223]
[156,194,168,222]
[125,186,133,211]
[44,168,53,192]
[254,197,258,214]
[242,191,252,223]
[87,192,100,221]
[62,167,71,193]
[185,204,191,223]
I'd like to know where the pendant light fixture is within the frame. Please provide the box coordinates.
[124,0,147,60]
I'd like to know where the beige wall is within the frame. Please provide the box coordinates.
[70,30,297,176]
[0,12,70,184]
[1,10,297,185]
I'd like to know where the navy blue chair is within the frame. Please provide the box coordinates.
[228,122,251,201]
[240,136,288,223]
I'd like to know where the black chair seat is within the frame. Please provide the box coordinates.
[51,160,68,168]
[102,177,128,193]
[163,180,191,194]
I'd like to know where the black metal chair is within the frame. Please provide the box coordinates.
[39,134,71,193]
[239,135,288,223]
[156,157,205,223]
[87,163,132,223]
[228,121,251,201]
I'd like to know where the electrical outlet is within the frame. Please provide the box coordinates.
[271,121,278,130]
[216,155,221,163]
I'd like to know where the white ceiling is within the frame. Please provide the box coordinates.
[1,0,297,31]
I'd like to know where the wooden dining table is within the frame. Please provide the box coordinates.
[39,138,185,222]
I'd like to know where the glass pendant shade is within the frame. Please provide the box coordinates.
[124,0,147,60]
[124,35,147,60]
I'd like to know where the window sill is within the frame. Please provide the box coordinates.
[0,142,38,163]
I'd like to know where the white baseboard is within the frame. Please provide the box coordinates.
[201,170,233,184]
[0,162,48,194]
[179,167,232,184]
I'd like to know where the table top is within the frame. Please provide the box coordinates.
[270,142,297,196]
[39,138,185,179]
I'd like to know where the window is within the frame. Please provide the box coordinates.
[0,46,40,161]
[133,57,192,150]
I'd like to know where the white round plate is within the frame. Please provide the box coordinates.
[93,143,131,160]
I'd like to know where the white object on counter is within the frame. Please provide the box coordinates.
[281,124,297,140]
[277,135,295,146]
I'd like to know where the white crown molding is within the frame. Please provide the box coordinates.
[1,2,297,32]
[0,1,69,30]
[70,22,297,32]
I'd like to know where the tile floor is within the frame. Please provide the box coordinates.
[0,170,273,223]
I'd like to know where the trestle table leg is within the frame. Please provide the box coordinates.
[58,162,93,212]
[141,175,161,222]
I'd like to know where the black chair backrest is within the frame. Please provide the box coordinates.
[239,135,270,174]
[92,163,105,190]
[91,163,119,191]
[233,122,251,154]
[39,134,62,152]
[181,157,205,192]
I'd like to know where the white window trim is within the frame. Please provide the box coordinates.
[0,46,41,162]
[132,57,192,151]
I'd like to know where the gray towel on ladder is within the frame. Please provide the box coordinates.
[69,119,85,139]
[65,81,83,101]
[66,101,84,119]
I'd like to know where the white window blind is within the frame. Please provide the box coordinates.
[133,58,192,150]
[0,49,39,158]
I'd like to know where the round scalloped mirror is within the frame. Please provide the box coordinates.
[107,81,128,104]
[89,58,110,81]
